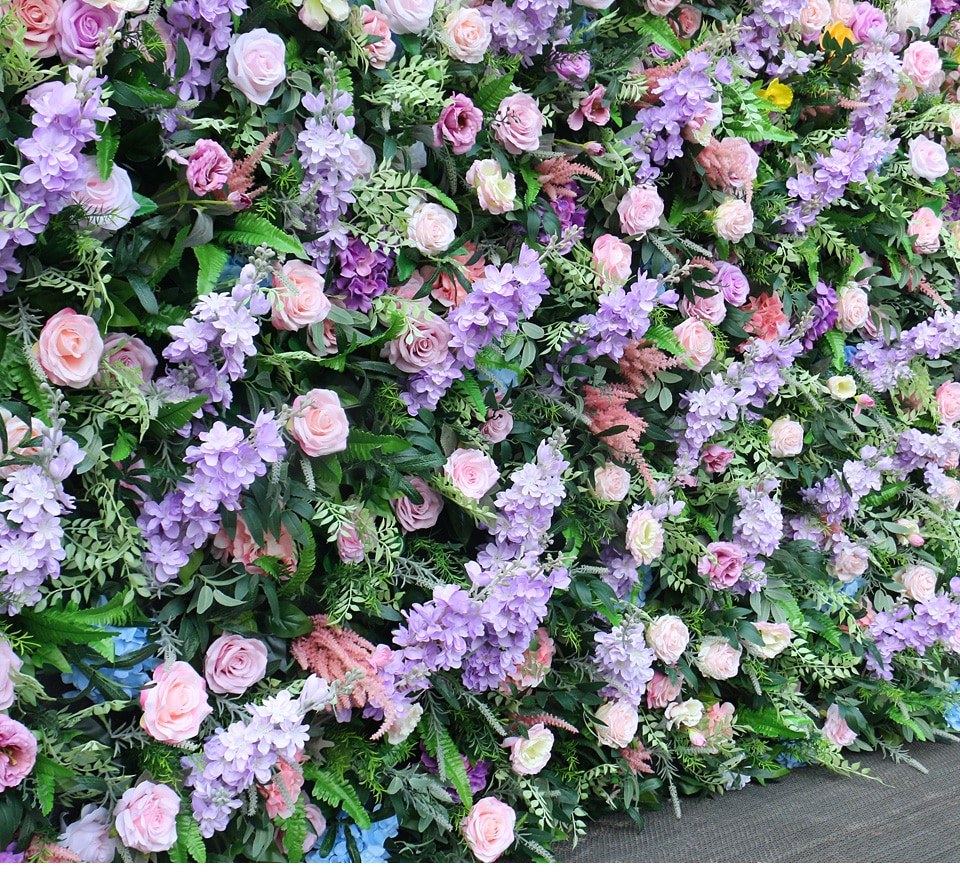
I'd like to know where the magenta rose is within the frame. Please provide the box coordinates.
[204,633,269,695]
[36,308,104,389]
[443,447,499,500]
[186,139,233,196]
[382,308,452,373]
[139,661,212,743]
[288,388,350,457]
[493,93,544,155]
[100,333,158,383]
[433,94,483,155]
[390,476,444,532]
[227,28,287,105]
[0,714,37,789]
[697,541,746,590]
[113,781,181,854]
[56,0,121,63]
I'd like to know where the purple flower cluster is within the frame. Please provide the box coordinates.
[674,374,741,472]
[800,446,891,524]
[577,272,665,363]
[402,244,550,413]
[592,619,655,706]
[849,35,903,137]
[735,0,806,72]
[733,480,783,558]
[420,748,491,797]
[333,237,395,312]
[0,69,112,289]
[137,412,285,583]
[0,422,84,615]
[483,0,570,65]
[492,438,568,548]
[802,282,837,351]
[599,544,641,600]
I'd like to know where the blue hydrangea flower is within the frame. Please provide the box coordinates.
[943,681,960,731]
[306,815,399,864]
[61,626,159,703]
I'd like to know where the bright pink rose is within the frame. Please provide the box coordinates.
[902,41,943,91]
[443,447,499,500]
[821,703,857,748]
[568,84,610,131]
[139,661,212,743]
[909,135,949,182]
[617,185,664,236]
[493,93,544,155]
[442,7,490,62]
[673,317,715,371]
[697,541,745,590]
[272,260,331,331]
[226,28,286,105]
[591,234,633,287]
[56,0,120,63]
[594,700,638,748]
[36,308,103,389]
[391,475,444,532]
[908,206,942,254]
[646,671,683,708]
[894,564,938,602]
[481,408,514,444]
[0,638,22,712]
[289,388,349,457]
[260,758,304,820]
[938,381,960,425]
[680,290,726,325]
[407,201,457,256]
[99,333,157,383]
[593,461,631,502]
[433,94,483,155]
[382,308,453,373]
[374,0,435,34]
[74,156,139,237]
[712,197,754,242]
[113,781,180,854]
[0,714,37,789]
[58,804,117,863]
[13,0,62,57]
[701,444,734,473]
[204,633,268,695]
[743,292,789,341]
[461,797,516,863]
[645,615,690,665]
[834,284,870,332]
[696,137,760,191]
[360,6,395,68]
[186,139,233,196]
[696,636,741,680]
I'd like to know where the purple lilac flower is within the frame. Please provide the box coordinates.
[483,0,569,65]
[733,481,783,559]
[802,282,838,350]
[593,620,656,706]
[333,237,394,312]
[735,0,806,73]
[599,545,640,600]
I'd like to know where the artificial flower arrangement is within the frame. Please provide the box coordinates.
[1,0,960,862]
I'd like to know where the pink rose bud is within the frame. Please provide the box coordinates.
[696,137,760,192]
[821,703,857,748]
[701,444,735,473]
[186,139,233,196]
[36,308,103,389]
[288,388,350,457]
[226,28,287,105]
[680,290,727,326]
[204,633,269,695]
[99,333,158,383]
[480,408,514,444]
[139,661,212,743]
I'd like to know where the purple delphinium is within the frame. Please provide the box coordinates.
[483,0,569,65]
[599,544,641,600]
[802,281,838,350]
[593,619,655,706]
[333,237,394,312]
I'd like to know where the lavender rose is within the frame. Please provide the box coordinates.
[390,476,444,532]
[55,0,120,63]
[204,633,269,695]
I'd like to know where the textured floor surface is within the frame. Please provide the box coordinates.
[558,741,960,862]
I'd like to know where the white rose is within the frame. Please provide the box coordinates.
[743,622,792,659]
[767,417,804,458]
[386,703,423,744]
[894,564,938,602]
[665,699,704,729]
[892,0,930,33]
[406,201,457,256]
[827,375,857,400]
[625,508,664,564]
[594,700,639,748]
[593,462,631,502]
[374,0,436,33]
[504,724,555,775]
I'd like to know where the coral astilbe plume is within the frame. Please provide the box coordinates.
[512,712,580,734]
[291,615,397,739]
[583,384,648,459]
[618,341,680,393]
[619,744,656,776]
[534,157,603,201]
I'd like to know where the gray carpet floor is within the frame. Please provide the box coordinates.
[559,741,960,862]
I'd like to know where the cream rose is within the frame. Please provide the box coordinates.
[594,700,639,748]
[673,317,716,372]
[645,615,690,665]
[465,159,518,215]
[226,28,287,106]
[36,308,103,389]
[827,375,857,400]
[712,197,754,243]
[937,381,960,425]
[289,388,350,457]
[908,206,942,254]
[407,201,457,256]
[617,185,664,237]
[443,447,499,500]
[204,633,269,695]
[272,260,332,330]
[743,622,792,658]
[114,782,181,854]
[696,636,742,680]
[374,0,436,34]
[767,417,804,458]
[665,699,704,729]
[894,564,938,602]
[503,723,555,775]
[461,797,516,863]
[834,284,870,332]
[0,638,23,712]
[442,7,490,63]
[139,661,212,743]
[892,0,930,34]
[594,462,631,502]
[625,508,664,564]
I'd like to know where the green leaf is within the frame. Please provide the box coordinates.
[194,244,229,296]
[32,756,76,816]
[644,322,687,357]
[307,767,372,829]
[474,72,516,114]
[636,15,683,55]
[109,80,180,109]
[149,395,208,438]
[280,527,317,597]
[218,213,307,258]
[822,329,846,372]
[735,707,807,739]
[96,122,120,181]
[422,711,472,810]
[174,812,207,862]
[262,601,314,638]
[283,801,308,863]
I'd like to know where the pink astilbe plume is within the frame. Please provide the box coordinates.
[291,615,397,740]
[534,156,602,201]
[513,712,580,734]
[583,384,648,458]
[220,132,279,208]
[619,341,680,394]
[619,744,655,776]
[25,838,82,863]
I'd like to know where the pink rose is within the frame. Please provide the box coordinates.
[36,308,103,389]
[799,0,831,39]
[909,135,949,182]
[676,4,702,36]
[344,137,376,178]
[548,51,591,83]
[58,805,117,863]
[360,6,395,68]
[645,0,680,13]
[13,0,62,57]
[902,41,943,92]
[407,201,457,256]
[433,94,483,156]
[493,93,544,155]
[73,156,139,237]
[680,290,726,326]
[591,234,633,287]
[568,84,610,131]
[593,462,631,502]
[272,260,332,331]
[288,388,350,457]
[465,159,518,215]
[594,700,639,748]
[0,714,37,789]
[645,615,690,665]
[894,564,938,602]
[442,7,490,62]
[204,633,268,695]
[481,408,514,444]
[443,447,499,500]
[113,781,180,854]
[696,137,760,191]
[937,381,960,425]
[0,638,22,712]
[617,185,664,237]
[337,521,366,564]
[461,797,516,863]
[646,671,683,708]
[391,475,444,532]
[744,622,792,658]
[139,661,212,743]
[382,308,453,373]
[226,28,287,106]
[100,333,157,383]
[374,0,436,34]
[503,723,554,775]
[186,139,233,196]
[696,636,741,680]
[697,541,745,590]
[821,703,857,748]
[712,197,754,242]
[828,543,869,582]
[908,206,942,254]
[673,317,715,371]
[625,508,664,563]
[701,444,734,473]
[56,0,120,62]
[212,514,297,576]
[831,0,856,23]
[834,284,870,332]
[768,417,804,458]
[260,758,304,820]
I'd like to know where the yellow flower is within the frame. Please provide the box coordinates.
[821,22,855,50]
[757,78,793,110]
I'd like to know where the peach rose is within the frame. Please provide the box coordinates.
[114,782,181,854]
[591,234,633,287]
[360,6,395,68]
[481,408,513,444]
[442,7,490,63]
[696,636,741,680]
[382,308,453,373]
[503,627,555,692]
[645,615,690,664]
[433,244,485,306]
[594,700,639,748]
[140,661,212,743]
[909,135,948,182]
[13,0,62,57]
[712,197,754,242]
[212,514,297,576]
[390,475,444,532]
[271,260,331,331]
[443,447,499,500]
[465,159,518,215]
[673,317,715,371]
[617,185,664,237]
[937,381,960,425]
[680,290,726,326]
[73,157,139,238]
[834,284,870,332]
[828,543,869,582]
[767,417,804,458]
[461,797,516,863]
[204,633,269,695]
[821,703,857,748]
[902,41,943,92]
[894,564,938,602]
[288,388,349,457]
[373,0,435,34]
[743,622,792,658]
[407,201,457,256]
[226,28,286,106]
[908,206,942,254]
[493,93,544,155]
[626,508,664,563]
[594,462,631,502]
[36,308,103,389]
[503,723,554,775]
[646,671,683,708]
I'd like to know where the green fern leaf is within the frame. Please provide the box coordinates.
[735,707,807,739]
[283,801,308,863]
[644,322,687,357]
[635,15,683,55]
[174,812,207,862]
[422,712,472,810]
[194,244,229,296]
[308,768,372,829]
[823,330,846,371]
[218,213,307,258]
[149,396,208,438]
[474,73,516,114]
[280,527,317,597]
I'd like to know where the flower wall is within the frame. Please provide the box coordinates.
[1,0,960,863]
